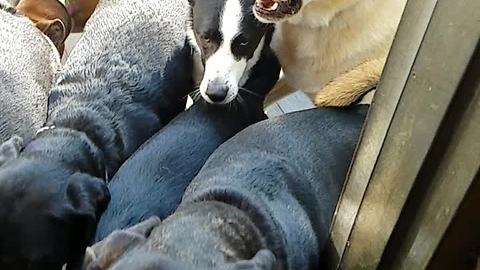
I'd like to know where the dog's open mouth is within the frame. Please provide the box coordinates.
[254,0,302,22]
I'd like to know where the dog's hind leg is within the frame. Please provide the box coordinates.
[314,57,386,107]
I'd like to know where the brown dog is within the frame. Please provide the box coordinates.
[15,0,72,55]
[64,0,99,32]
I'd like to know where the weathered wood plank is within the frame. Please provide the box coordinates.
[332,0,480,268]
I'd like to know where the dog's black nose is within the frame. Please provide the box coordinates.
[205,81,228,103]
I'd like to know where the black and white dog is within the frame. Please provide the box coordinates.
[188,0,277,104]
[0,0,193,269]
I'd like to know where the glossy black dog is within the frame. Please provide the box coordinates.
[0,0,193,268]
[84,106,368,270]
[95,31,280,241]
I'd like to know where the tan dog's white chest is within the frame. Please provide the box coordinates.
[271,0,407,101]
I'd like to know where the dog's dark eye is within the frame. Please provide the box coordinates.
[231,34,253,57]
[200,35,211,44]
[236,37,248,46]
[234,35,250,48]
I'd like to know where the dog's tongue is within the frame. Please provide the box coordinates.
[259,0,279,10]
[258,0,291,11]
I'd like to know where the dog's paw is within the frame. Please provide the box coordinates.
[314,80,368,107]
[313,74,379,107]
[314,90,360,107]
[314,58,385,107]
[0,135,24,166]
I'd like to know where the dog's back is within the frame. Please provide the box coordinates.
[63,0,189,77]
[183,106,368,269]
[0,6,61,142]
[48,0,193,164]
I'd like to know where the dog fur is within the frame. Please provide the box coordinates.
[83,105,368,270]
[254,0,407,107]
[0,5,61,143]
[0,0,193,268]
[95,44,280,241]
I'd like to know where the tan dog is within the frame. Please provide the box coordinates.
[254,0,408,107]
[15,0,72,55]
[64,0,99,32]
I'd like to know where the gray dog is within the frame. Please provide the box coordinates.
[83,106,368,270]
[0,0,193,268]
[0,2,61,144]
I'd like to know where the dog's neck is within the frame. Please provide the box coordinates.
[45,88,133,175]
[22,128,106,179]
[287,0,364,28]
[125,201,268,268]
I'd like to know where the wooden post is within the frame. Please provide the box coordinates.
[325,0,480,268]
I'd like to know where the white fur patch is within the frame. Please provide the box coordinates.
[186,20,201,54]
[239,36,265,86]
[185,95,194,109]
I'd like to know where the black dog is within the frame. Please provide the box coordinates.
[83,105,368,270]
[95,32,280,241]
[0,0,193,268]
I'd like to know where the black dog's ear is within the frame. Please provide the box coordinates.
[64,173,110,265]
[232,249,277,270]
[0,135,23,166]
[83,217,161,270]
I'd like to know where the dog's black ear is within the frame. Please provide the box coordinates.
[64,173,110,262]
[0,135,23,166]
[188,0,194,5]
[83,217,161,270]
[232,249,277,270]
